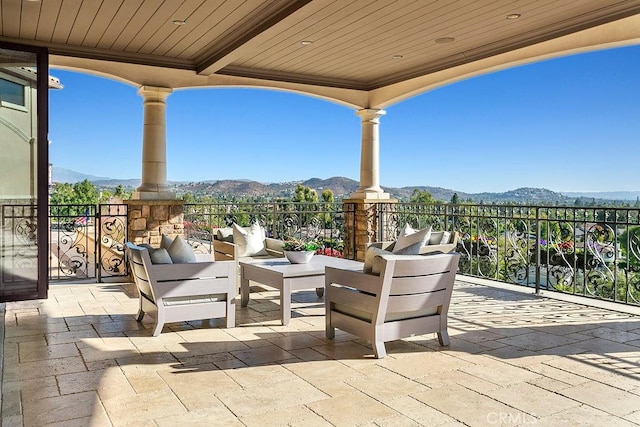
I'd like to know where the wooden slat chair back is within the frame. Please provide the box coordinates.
[325,252,460,358]
[126,242,236,336]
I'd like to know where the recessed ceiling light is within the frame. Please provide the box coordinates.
[435,37,455,44]
[300,40,313,46]
[506,13,521,20]
[392,55,403,60]
[172,19,187,26]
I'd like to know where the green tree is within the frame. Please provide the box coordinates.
[99,190,112,203]
[112,185,131,200]
[72,179,99,205]
[181,193,196,204]
[321,189,334,203]
[50,183,75,205]
[409,189,435,204]
[292,184,318,203]
[50,180,99,206]
[450,192,459,204]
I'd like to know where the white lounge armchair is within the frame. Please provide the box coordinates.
[325,252,460,358]
[126,242,237,336]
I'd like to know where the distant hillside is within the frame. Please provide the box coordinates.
[561,191,640,201]
[52,168,637,204]
[52,167,110,183]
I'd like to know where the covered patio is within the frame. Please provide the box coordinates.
[3,277,640,426]
[2,2,640,425]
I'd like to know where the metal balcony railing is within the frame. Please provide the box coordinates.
[379,203,640,305]
[49,203,128,281]
[183,202,353,258]
[43,200,640,306]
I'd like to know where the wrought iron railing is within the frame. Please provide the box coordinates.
[379,203,640,305]
[1,203,39,297]
[49,203,128,281]
[183,202,353,258]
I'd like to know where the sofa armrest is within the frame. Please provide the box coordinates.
[420,232,459,254]
[213,239,237,261]
[265,237,285,257]
[194,252,215,262]
[369,241,396,251]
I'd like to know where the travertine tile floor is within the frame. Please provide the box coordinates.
[3,278,640,426]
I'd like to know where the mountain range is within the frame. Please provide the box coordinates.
[52,167,640,204]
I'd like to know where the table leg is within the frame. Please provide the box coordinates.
[281,278,291,326]
[241,274,250,307]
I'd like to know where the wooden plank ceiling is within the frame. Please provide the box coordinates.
[1,0,640,91]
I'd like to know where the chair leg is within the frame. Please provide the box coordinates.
[135,309,145,321]
[152,321,164,337]
[226,298,236,328]
[326,312,335,339]
[373,341,387,359]
[438,330,450,346]
[152,310,165,337]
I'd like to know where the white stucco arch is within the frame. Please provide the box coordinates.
[369,14,640,109]
[50,11,640,112]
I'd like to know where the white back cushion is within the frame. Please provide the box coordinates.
[393,226,432,253]
[232,222,268,257]
[167,235,197,263]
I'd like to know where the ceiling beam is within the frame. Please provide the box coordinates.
[195,0,314,75]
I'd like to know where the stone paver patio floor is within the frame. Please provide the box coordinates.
[3,278,640,426]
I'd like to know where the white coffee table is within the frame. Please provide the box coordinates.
[239,255,363,325]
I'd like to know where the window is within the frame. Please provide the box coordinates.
[0,77,26,106]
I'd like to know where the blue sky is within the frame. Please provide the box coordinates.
[49,45,640,194]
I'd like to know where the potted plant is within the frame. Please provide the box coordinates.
[282,237,320,264]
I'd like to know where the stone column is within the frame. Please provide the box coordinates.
[343,109,397,260]
[350,109,391,200]
[134,86,175,200]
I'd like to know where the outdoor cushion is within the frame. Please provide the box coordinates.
[399,223,415,238]
[232,222,268,257]
[149,248,173,264]
[167,235,197,263]
[440,231,451,244]
[216,227,234,242]
[363,246,392,274]
[429,231,451,245]
[160,234,173,249]
[393,225,432,253]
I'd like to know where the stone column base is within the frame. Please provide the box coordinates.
[342,198,397,261]
[125,199,184,246]
[132,191,176,200]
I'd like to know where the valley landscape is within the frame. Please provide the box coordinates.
[53,167,640,205]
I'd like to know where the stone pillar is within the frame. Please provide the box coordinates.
[350,109,391,200]
[134,86,175,200]
[344,109,397,260]
[125,200,184,246]
[342,199,398,261]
